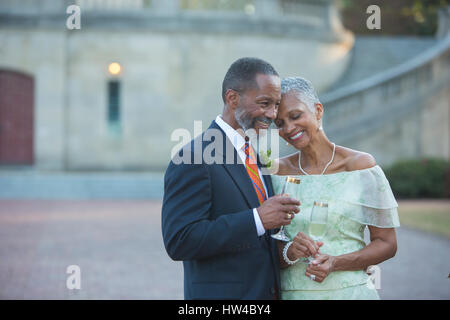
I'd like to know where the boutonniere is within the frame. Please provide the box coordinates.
[259,149,273,169]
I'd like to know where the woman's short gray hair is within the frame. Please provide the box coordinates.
[280,77,320,113]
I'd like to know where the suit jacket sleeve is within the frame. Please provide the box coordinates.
[162,156,261,261]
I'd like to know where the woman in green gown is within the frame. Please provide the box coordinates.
[271,77,400,300]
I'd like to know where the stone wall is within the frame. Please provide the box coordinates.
[0,0,353,170]
[0,29,67,170]
[319,33,450,166]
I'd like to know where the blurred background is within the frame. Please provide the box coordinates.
[0,0,449,299]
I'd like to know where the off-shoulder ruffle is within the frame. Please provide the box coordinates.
[271,165,400,228]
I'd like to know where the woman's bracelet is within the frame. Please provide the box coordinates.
[283,241,299,265]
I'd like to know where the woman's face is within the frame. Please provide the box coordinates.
[274,91,321,149]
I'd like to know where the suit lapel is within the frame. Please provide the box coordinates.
[257,162,281,290]
[223,162,261,209]
[209,121,281,289]
[208,121,261,209]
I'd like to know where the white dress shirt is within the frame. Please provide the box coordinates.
[215,115,267,236]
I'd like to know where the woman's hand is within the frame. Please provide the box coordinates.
[305,254,336,283]
[287,232,323,261]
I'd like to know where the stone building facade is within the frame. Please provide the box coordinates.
[0,0,353,170]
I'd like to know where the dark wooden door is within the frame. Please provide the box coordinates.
[0,70,34,165]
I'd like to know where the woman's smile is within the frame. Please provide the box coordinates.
[288,130,305,141]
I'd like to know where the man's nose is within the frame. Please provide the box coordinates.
[265,106,277,120]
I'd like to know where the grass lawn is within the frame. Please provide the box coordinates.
[397,200,450,238]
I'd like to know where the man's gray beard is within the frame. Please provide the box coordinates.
[235,106,253,132]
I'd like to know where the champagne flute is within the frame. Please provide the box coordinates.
[271,176,300,242]
[304,201,328,264]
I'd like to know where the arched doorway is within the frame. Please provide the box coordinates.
[0,70,34,165]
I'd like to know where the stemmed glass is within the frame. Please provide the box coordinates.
[303,201,328,264]
[271,176,300,242]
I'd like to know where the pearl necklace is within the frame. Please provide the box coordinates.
[298,143,336,175]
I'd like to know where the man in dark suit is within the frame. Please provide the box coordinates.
[162,57,300,299]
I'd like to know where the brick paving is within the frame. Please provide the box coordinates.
[0,199,448,300]
[0,200,182,299]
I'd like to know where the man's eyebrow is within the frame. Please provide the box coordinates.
[255,95,276,100]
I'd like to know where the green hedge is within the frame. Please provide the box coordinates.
[384,158,450,198]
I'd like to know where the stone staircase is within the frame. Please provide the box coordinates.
[325,36,438,92]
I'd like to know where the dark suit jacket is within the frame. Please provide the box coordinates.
[161,120,281,300]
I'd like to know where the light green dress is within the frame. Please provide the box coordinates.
[271,165,400,300]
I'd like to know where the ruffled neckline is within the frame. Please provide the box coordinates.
[272,164,400,227]
[274,164,381,178]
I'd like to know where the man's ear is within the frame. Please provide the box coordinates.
[225,89,240,110]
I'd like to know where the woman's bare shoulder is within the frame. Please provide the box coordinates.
[337,146,377,172]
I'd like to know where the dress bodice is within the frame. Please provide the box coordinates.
[271,165,400,290]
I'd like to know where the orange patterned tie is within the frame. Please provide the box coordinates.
[243,137,267,204]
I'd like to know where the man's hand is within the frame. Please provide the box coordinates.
[257,194,300,230]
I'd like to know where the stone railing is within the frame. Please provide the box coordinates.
[73,0,337,29]
[318,7,450,165]
[321,37,450,139]
[0,0,348,41]
[73,0,326,16]
[76,0,149,11]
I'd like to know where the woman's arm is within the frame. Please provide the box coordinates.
[332,226,397,271]
[306,152,398,281]
[305,227,397,282]
[333,152,397,270]
[277,241,290,269]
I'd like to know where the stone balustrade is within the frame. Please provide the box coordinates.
[318,8,450,165]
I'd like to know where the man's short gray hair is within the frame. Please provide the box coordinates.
[281,77,320,113]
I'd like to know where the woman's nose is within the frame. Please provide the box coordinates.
[285,122,296,135]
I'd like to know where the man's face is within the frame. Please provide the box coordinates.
[235,74,281,134]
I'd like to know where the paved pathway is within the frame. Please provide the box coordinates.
[0,200,448,299]
[365,225,450,299]
[0,200,183,299]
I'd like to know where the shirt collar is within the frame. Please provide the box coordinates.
[215,115,246,151]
